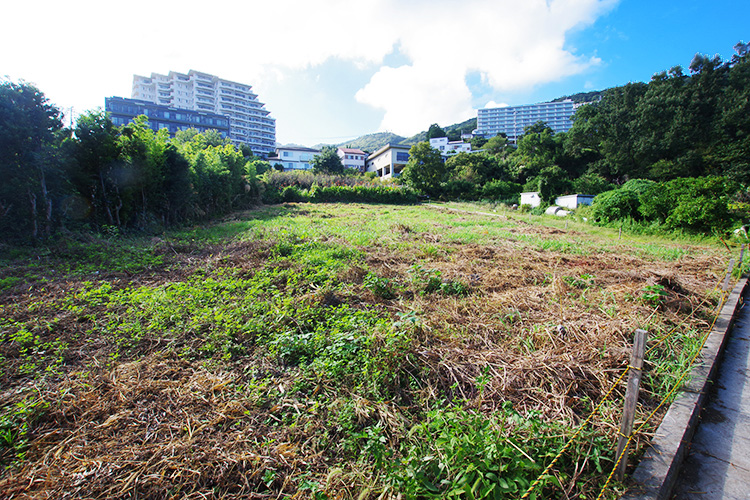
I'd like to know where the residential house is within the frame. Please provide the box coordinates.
[269,146,321,171]
[338,147,367,172]
[429,137,472,157]
[366,144,410,179]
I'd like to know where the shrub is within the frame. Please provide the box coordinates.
[441,180,478,200]
[640,176,738,233]
[481,180,522,204]
[590,188,642,223]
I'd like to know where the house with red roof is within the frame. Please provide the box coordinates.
[337,147,367,173]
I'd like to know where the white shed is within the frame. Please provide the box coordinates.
[555,194,596,210]
[521,192,541,207]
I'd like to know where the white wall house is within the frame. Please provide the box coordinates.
[366,144,411,179]
[521,192,541,207]
[269,146,321,171]
[338,148,367,172]
[429,137,472,157]
[555,194,595,209]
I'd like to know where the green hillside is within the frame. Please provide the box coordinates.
[334,117,478,152]
[334,132,406,153]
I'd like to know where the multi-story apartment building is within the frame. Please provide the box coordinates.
[105,97,230,137]
[474,100,578,142]
[337,148,367,172]
[131,70,276,157]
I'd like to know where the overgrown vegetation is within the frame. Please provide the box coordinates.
[392,42,750,235]
[0,202,733,498]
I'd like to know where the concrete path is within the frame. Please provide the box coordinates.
[672,294,750,499]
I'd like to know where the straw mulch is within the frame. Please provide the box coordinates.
[0,226,727,499]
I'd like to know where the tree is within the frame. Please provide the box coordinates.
[427,123,446,140]
[536,165,572,204]
[401,142,446,196]
[482,134,509,157]
[470,136,488,150]
[513,125,561,183]
[445,152,504,185]
[65,110,121,227]
[0,80,65,239]
[311,146,344,174]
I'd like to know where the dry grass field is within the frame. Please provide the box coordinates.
[0,202,736,499]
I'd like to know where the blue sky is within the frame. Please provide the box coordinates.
[1,0,747,146]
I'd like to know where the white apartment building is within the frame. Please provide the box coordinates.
[269,146,321,171]
[366,144,411,179]
[429,137,472,157]
[132,70,276,156]
[337,148,367,172]
[475,100,579,143]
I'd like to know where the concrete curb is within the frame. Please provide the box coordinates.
[622,277,748,500]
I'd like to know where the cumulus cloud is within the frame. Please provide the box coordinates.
[1,0,617,138]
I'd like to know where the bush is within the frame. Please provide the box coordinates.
[640,176,738,233]
[441,180,478,200]
[591,188,642,223]
[481,180,522,204]
[310,185,418,204]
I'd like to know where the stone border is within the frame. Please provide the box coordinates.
[622,277,748,500]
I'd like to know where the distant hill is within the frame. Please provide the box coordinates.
[403,117,477,145]
[326,132,405,153]
[331,117,477,153]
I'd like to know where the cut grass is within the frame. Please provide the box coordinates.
[0,202,732,499]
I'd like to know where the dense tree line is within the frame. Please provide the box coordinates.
[0,81,263,241]
[401,42,750,233]
[3,42,748,240]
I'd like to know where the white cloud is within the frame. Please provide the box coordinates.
[0,0,617,140]
[485,101,509,109]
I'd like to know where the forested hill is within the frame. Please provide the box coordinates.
[552,91,603,104]
[332,132,406,152]
[330,117,478,153]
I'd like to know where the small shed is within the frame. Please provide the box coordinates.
[521,192,541,208]
[555,194,595,210]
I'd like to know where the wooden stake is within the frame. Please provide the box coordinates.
[619,225,622,240]
[615,329,648,481]
[723,258,736,292]
[740,244,746,270]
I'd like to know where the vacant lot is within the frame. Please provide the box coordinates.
[0,203,733,499]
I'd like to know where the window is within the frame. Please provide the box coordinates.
[283,151,291,157]
[396,152,410,162]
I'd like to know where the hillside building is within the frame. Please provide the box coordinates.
[475,100,579,143]
[366,144,410,179]
[268,146,321,171]
[131,70,276,156]
[338,148,367,172]
[105,97,230,137]
[429,137,472,157]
